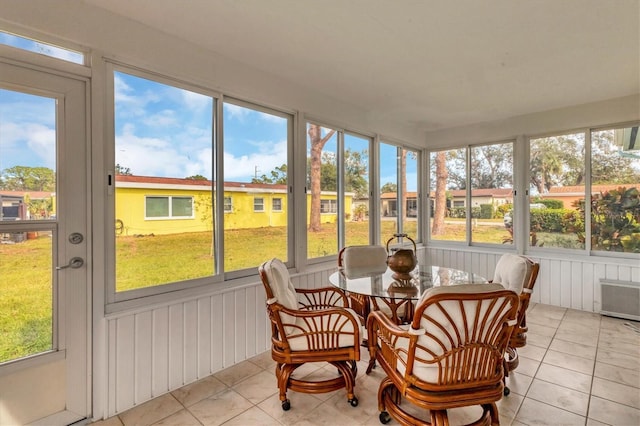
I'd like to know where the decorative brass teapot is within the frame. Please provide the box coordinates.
[386,233,418,281]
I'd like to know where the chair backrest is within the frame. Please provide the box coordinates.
[259,258,298,311]
[406,283,519,389]
[338,245,388,270]
[492,253,536,294]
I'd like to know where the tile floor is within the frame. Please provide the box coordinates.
[93,303,640,425]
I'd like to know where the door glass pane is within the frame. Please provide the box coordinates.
[114,71,215,292]
[0,88,56,363]
[344,133,370,246]
[307,123,338,259]
[591,127,640,253]
[223,101,290,270]
[470,142,514,245]
[430,148,467,242]
[529,133,585,249]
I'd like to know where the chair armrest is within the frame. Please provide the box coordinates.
[295,286,349,309]
[367,310,414,369]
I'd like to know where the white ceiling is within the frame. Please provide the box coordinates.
[83,0,639,132]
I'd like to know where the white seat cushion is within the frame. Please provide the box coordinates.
[493,254,532,294]
[395,283,509,383]
[263,258,361,351]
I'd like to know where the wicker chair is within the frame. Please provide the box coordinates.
[367,283,519,426]
[338,245,410,324]
[259,258,361,410]
[491,254,540,395]
[338,245,387,320]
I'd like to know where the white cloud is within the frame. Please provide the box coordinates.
[181,90,212,112]
[223,139,287,181]
[0,121,55,168]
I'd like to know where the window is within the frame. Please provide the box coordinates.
[254,197,265,212]
[470,142,513,245]
[112,69,294,297]
[428,142,513,246]
[113,68,215,294]
[224,196,232,212]
[306,123,373,259]
[380,143,419,244]
[320,199,337,213]
[145,196,194,219]
[429,148,466,242]
[0,30,84,64]
[590,126,640,253]
[529,133,585,249]
[223,99,292,270]
[272,198,282,211]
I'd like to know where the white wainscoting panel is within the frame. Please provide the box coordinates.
[105,272,329,416]
[105,249,638,416]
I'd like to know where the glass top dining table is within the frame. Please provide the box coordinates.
[329,264,488,301]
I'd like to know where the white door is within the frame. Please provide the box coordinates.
[0,61,89,425]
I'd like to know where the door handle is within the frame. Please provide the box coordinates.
[56,257,84,270]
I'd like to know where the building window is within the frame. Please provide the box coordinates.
[254,197,265,212]
[145,196,193,219]
[272,198,282,211]
[223,196,232,212]
[320,199,337,213]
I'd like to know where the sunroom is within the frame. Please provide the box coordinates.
[0,1,638,425]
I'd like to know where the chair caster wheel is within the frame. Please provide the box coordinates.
[282,399,291,411]
[379,411,391,424]
[349,397,358,407]
[504,387,510,396]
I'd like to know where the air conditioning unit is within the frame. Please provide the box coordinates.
[599,279,640,321]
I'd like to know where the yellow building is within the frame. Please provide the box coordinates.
[115,175,349,236]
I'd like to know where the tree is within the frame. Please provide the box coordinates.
[186,174,209,181]
[469,144,513,189]
[252,164,287,184]
[591,131,640,184]
[308,124,336,232]
[431,151,448,235]
[0,166,55,191]
[380,183,397,193]
[115,164,132,176]
[530,136,582,193]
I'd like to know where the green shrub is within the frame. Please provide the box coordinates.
[536,199,564,209]
[479,204,493,219]
[496,203,512,219]
[450,207,466,218]
[580,186,640,252]
[530,208,579,233]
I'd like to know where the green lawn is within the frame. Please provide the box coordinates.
[2,220,515,362]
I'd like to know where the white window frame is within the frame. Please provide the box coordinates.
[224,196,232,212]
[253,196,265,212]
[272,197,282,211]
[144,195,194,220]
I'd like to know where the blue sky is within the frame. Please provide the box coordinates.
[0,89,56,172]
[0,32,417,191]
